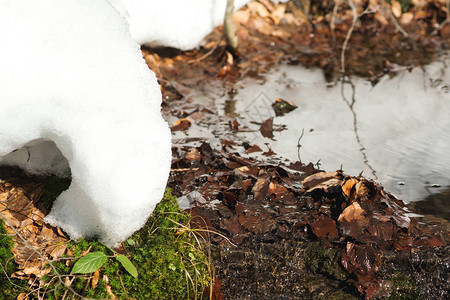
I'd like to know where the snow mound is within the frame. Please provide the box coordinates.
[0,0,171,247]
[112,0,289,50]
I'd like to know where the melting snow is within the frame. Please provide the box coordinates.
[0,0,171,247]
[113,0,289,50]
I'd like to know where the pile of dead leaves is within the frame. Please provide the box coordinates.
[169,141,449,299]
[0,168,69,286]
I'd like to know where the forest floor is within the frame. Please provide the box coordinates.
[155,1,450,299]
[1,1,450,299]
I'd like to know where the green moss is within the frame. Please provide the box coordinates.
[125,188,211,299]
[382,272,422,300]
[39,188,211,299]
[305,242,348,281]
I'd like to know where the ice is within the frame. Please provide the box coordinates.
[113,0,289,50]
[0,0,171,247]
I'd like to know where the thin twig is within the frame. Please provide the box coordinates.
[188,39,222,64]
[341,1,377,75]
[386,6,409,37]
[431,0,450,35]
[330,0,342,46]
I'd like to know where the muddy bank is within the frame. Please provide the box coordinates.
[169,142,449,299]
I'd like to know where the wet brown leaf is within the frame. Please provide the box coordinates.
[262,148,276,156]
[245,144,263,154]
[342,178,359,198]
[301,171,342,193]
[252,177,269,201]
[342,242,381,275]
[338,202,369,238]
[260,117,274,139]
[171,118,191,131]
[311,215,339,239]
[229,119,240,132]
[238,213,275,234]
[354,181,370,201]
[221,217,243,235]
[272,98,297,116]
[185,148,201,162]
[234,166,259,178]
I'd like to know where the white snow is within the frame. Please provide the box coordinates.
[0,0,171,247]
[113,0,289,50]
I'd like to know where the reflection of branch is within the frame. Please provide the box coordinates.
[297,128,305,163]
[340,77,378,179]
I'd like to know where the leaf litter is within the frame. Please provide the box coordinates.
[168,140,449,298]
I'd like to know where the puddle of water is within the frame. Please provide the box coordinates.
[168,52,450,206]
[226,53,450,204]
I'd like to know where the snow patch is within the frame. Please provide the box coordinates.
[0,0,171,247]
[114,0,289,50]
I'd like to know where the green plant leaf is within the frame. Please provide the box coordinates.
[71,251,108,274]
[116,254,138,278]
[126,238,136,246]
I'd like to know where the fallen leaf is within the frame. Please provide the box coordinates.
[391,0,402,18]
[260,117,274,139]
[302,171,339,189]
[270,4,286,25]
[171,118,191,131]
[185,148,201,161]
[311,215,339,239]
[49,243,67,259]
[341,242,381,275]
[252,177,269,201]
[247,2,270,18]
[17,293,28,300]
[272,98,297,116]
[233,10,250,25]
[342,178,359,198]
[245,144,263,154]
[91,269,100,289]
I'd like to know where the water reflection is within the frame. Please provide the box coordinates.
[228,53,450,203]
